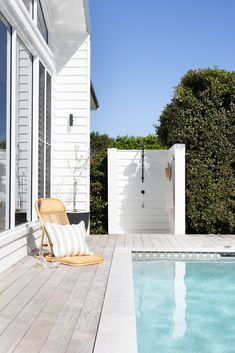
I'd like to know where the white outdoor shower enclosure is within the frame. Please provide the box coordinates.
[108,144,185,235]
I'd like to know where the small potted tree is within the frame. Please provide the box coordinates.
[15,143,27,225]
[67,145,89,229]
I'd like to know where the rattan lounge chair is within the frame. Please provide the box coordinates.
[35,198,104,266]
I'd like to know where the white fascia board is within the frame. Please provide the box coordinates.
[83,0,91,34]
[0,0,55,74]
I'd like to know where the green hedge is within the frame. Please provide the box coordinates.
[157,68,235,234]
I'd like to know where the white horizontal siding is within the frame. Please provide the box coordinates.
[58,67,87,76]
[52,168,88,178]
[116,195,167,202]
[53,108,87,117]
[61,201,87,212]
[54,83,87,93]
[56,58,87,68]
[54,92,87,101]
[54,75,87,84]
[53,117,87,126]
[116,180,167,189]
[117,215,169,223]
[54,125,87,134]
[53,142,87,151]
[54,100,87,109]
[52,36,90,213]
[52,157,88,168]
[53,133,87,143]
[51,184,87,193]
[108,149,171,234]
[52,175,87,185]
[0,223,41,274]
[15,44,31,213]
[53,150,88,160]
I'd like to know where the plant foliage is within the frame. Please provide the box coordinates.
[90,133,162,234]
[156,68,235,234]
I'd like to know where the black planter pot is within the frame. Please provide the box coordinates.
[15,212,27,226]
[67,212,90,231]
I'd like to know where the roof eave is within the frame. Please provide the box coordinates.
[90,82,99,111]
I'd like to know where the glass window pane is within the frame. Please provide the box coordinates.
[15,40,32,226]
[37,0,48,43]
[46,72,51,144]
[38,141,44,198]
[45,144,51,197]
[38,62,45,198]
[0,15,10,232]
[38,62,45,141]
[45,72,51,198]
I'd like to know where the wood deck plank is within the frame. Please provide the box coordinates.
[66,235,117,353]
[0,266,44,313]
[13,267,86,353]
[125,234,134,248]
[149,234,171,250]
[0,266,58,336]
[132,234,144,248]
[141,234,154,248]
[36,235,109,353]
[0,234,235,353]
[0,256,36,294]
[115,234,125,247]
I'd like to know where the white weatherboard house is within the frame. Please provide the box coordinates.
[0,0,98,272]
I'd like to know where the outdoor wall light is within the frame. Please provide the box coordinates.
[165,162,172,180]
[69,114,74,126]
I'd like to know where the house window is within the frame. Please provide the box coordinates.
[37,0,48,43]
[38,62,51,198]
[0,14,11,232]
[22,0,33,17]
[15,39,33,226]
[45,73,51,197]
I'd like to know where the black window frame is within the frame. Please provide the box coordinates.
[38,62,51,199]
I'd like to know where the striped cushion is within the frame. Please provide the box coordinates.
[44,221,90,257]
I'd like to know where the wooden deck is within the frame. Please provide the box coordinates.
[0,233,235,353]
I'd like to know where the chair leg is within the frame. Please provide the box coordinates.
[40,232,45,251]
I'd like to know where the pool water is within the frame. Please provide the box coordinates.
[133,260,235,353]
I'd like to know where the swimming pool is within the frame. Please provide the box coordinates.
[133,258,235,353]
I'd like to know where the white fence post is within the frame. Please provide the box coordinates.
[108,148,117,234]
[174,144,185,234]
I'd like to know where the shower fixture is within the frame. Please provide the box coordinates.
[141,143,145,183]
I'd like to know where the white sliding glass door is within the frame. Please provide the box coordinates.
[0,14,11,232]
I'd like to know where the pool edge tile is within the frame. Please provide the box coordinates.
[93,248,138,353]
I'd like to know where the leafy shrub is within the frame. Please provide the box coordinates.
[156,68,235,234]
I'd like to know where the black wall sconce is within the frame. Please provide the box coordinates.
[69,114,74,126]
[165,162,172,181]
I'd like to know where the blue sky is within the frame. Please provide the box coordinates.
[90,0,235,137]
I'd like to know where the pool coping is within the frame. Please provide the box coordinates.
[93,247,138,353]
[93,247,235,353]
